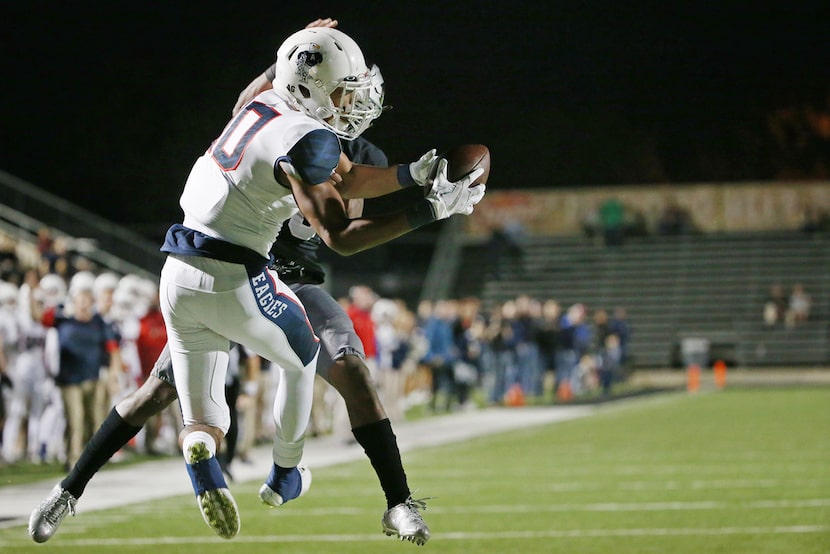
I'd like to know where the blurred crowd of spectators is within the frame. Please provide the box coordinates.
[581,197,698,248]
[2,206,826,472]
[763,282,812,328]
[0,226,634,468]
[0,227,170,467]
[310,290,633,441]
[582,194,830,249]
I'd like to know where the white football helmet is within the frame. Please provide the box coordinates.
[0,281,18,309]
[69,271,96,296]
[39,274,67,307]
[93,272,120,297]
[273,28,382,140]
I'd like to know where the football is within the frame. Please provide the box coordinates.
[425,144,490,195]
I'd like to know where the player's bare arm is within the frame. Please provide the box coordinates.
[232,74,273,116]
[335,148,439,199]
[279,162,417,255]
[335,154,407,199]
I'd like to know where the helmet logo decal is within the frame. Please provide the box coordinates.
[295,45,323,83]
[298,51,323,67]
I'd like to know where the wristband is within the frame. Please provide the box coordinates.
[397,164,418,188]
[404,199,437,228]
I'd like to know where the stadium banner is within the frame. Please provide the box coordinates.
[465,181,830,237]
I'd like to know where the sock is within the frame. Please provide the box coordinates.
[182,431,217,458]
[265,464,301,500]
[61,408,142,499]
[183,431,227,494]
[352,419,411,509]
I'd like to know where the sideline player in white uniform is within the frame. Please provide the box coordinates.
[32,274,68,465]
[30,25,484,544]
[2,279,50,464]
[0,281,20,461]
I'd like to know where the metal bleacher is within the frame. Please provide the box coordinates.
[455,231,829,368]
[0,169,165,280]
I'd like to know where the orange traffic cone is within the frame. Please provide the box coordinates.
[504,383,526,407]
[556,380,573,403]
[687,364,701,393]
[713,360,727,389]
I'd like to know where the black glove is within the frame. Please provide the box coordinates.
[0,374,12,389]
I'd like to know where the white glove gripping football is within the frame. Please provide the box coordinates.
[425,159,486,219]
[406,148,439,187]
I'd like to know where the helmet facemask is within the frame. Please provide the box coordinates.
[317,74,381,140]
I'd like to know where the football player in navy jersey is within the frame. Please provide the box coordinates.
[30,22,483,545]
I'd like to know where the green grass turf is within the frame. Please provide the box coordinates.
[2,387,828,553]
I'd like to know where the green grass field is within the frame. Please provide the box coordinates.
[2,387,828,553]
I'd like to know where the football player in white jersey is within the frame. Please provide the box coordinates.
[2,278,50,464]
[30,24,484,544]
[0,281,20,461]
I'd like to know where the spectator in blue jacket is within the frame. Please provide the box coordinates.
[42,288,122,468]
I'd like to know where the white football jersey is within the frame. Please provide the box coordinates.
[0,303,18,368]
[179,90,342,258]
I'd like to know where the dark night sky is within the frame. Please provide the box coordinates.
[2,1,828,233]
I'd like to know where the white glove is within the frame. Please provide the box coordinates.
[407,149,439,186]
[426,159,486,219]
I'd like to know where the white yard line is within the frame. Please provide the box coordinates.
[2,525,827,547]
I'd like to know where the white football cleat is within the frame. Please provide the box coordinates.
[28,484,77,543]
[382,497,431,546]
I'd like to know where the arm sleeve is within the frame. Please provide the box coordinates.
[361,187,425,217]
[342,137,389,167]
